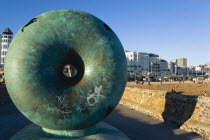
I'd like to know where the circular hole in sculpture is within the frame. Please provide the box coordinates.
[63,64,78,77]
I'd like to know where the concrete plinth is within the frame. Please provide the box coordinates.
[10,122,129,140]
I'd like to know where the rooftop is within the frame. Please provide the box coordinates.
[2,28,13,35]
[148,53,159,57]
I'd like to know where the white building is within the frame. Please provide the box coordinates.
[1,28,13,65]
[125,51,141,77]
[195,66,205,75]
[125,51,171,76]
[125,51,165,75]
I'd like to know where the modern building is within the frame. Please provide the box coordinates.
[168,61,178,74]
[125,51,141,77]
[160,59,169,74]
[125,51,166,76]
[148,53,161,73]
[171,58,187,67]
[125,50,184,76]
[137,52,149,72]
[1,28,13,65]
[187,66,195,75]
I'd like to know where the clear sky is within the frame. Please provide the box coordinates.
[0,0,209,66]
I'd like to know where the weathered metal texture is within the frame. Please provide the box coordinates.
[10,122,130,140]
[5,9,127,130]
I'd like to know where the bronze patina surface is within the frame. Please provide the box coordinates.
[5,9,127,131]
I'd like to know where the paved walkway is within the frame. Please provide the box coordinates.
[0,102,205,140]
[0,102,31,140]
[105,104,204,140]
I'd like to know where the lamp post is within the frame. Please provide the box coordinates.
[150,62,153,74]
[148,62,153,85]
[135,72,137,82]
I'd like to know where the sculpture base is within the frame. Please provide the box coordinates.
[42,125,98,138]
[10,122,129,140]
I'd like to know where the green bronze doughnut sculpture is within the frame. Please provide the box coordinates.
[5,9,127,138]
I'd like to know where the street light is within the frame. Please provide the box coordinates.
[135,72,137,82]
[150,62,153,74]
[175,64,177,75]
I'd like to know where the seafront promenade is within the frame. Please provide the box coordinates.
[0,101,203,140]
[0,83,207,139]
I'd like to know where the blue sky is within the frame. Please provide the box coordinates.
[0,0,209,66]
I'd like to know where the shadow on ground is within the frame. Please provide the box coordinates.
[105,104,202,140]
[162,92,198,128]
[0,102,32,140]
[0,98,202,140]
